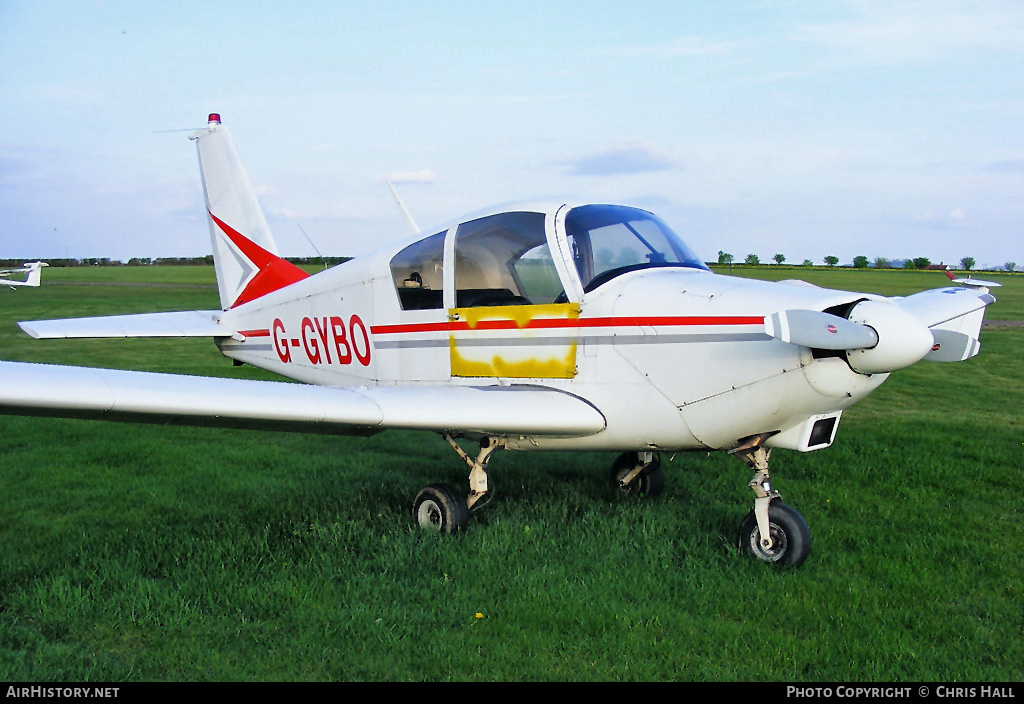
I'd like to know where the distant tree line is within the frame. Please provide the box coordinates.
[0,256,352,268]
[4,253,1017,274]
[714,251,1017,272]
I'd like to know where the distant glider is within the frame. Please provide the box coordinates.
[1,261,47,289]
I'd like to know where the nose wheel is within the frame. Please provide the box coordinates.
[731,440,812,567]
[737,498,811,567]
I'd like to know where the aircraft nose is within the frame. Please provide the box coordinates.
[844,300,934,374]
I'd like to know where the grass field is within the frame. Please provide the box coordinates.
[0,266,1020,682]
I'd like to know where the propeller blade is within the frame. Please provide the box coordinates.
[768,310,879,351]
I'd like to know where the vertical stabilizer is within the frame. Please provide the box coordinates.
[2,261,47,288]
[191,114,308,309]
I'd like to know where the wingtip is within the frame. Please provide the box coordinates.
[17,321,43,339]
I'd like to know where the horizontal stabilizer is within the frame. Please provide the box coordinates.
[0,361,606,438]
[767,309,879,350]
[19,310,231,339]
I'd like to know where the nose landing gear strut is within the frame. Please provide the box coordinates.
[732,439,812,567]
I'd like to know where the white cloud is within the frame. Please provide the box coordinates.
[386,169,438,184]
[794,1,1024,65]
[563,140,681,177]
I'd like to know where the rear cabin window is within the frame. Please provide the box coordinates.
[390,232,444,310]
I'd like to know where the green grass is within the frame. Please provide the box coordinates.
[0,267,1020,681]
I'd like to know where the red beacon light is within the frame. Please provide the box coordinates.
[207,113,222,126]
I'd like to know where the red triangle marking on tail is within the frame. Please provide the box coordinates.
[209,211,310,308]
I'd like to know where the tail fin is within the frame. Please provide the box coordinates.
[2,261,47,288]
[190,114,308,309]
[22,262,46,287]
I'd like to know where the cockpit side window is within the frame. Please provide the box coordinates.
[454,212,558,307]
[513,241,563,304]
[390,232,445,310]
[565,205,709,292]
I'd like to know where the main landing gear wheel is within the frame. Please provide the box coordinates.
[412,484,469,534]
[610,452,665,497]
[737,499,811,567]
[412,436,505,534]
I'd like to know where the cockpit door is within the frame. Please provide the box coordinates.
[446,210,581,379]
[448,302,581,378]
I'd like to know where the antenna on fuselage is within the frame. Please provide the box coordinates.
[298,223,328,271]
[385,177,421,234]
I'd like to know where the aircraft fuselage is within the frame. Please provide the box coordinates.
[215,203,889,455]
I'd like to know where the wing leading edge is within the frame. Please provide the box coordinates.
[891,284,998,363]
[0,361,606,438]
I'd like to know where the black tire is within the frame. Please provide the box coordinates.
[412,484,469,534]
[737,499,811,567]
[610,452,665,498]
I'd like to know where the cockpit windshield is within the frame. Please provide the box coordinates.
[564,204,708,291]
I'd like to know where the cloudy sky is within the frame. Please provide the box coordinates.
[1,0,1021,269]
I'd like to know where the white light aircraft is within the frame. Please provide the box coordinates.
[1,261,48,288]
[0,114,999,566]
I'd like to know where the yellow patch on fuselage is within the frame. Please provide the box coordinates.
[449,342,578,378]
[449,303,580,379]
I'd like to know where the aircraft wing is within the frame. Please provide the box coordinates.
[892,284,998,363]
[893,285,996,329]
[0,361,606,438]
[19,310,232,339]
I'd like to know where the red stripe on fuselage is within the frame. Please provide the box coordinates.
[370,315,764,336]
